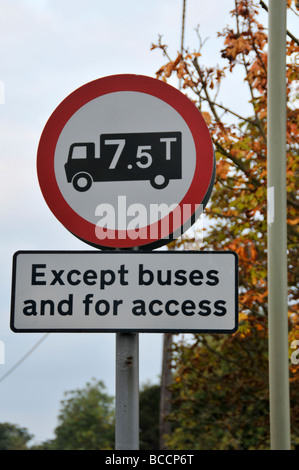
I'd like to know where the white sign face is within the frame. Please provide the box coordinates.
[37,75,215,250]
[11,251,238,333]
[55,93,195,228]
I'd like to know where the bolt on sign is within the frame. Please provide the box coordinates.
[10,251,238,333]
[36,74,215,250]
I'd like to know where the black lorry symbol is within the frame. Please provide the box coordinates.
[64,132,182,191]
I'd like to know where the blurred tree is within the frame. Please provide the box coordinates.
[47,379,114,450]
[152,0,298,450]
[0,422,33,450]
[139,382,160,449]
[35,380,163,450]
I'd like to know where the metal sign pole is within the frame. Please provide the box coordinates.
[267,0,291,450]
[115,242,139,451]
[115,332,139,450]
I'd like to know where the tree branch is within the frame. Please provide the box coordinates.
[235,0,267,143]
[259,0,299,46]
[192,57,222,123]
[197,93,260,127]
[213,140,260,187]
[201,337,268,383]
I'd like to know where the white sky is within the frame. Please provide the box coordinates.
[0,0,297,447]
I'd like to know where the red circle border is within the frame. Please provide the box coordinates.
[37,74,214,249]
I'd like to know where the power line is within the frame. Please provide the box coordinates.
[0,334,49,384]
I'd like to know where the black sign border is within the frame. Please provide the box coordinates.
[10,250,238,334]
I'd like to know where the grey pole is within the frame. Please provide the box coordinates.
[115,332,139,450]
[267,0,291,450]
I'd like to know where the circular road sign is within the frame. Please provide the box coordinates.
[37,74,215,250]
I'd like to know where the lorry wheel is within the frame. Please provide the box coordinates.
[150,175,169,190]
[72,173,92,192]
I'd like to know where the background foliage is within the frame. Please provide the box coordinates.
[152,0,298,450]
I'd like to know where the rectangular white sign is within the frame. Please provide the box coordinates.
[10,251,238,333]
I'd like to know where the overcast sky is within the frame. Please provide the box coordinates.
[0,0,296,446]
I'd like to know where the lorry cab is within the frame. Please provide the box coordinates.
[64,142,96,191]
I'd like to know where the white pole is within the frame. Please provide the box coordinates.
[267,0,291,450]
